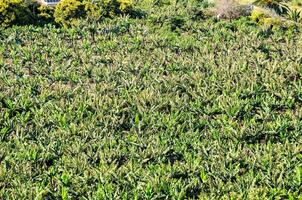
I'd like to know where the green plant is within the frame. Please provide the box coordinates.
[53,0,134,27]
[250,7,268,21]
[97,0,134,17]
[54,0,86,27]
[0,0,32,27]
[253,0,289,14]
[250,6,300,29]
[0,1,302,199]
[37,5,55,21]
[287,8,301,22]
[83,0,103,20]
[0,0,135,27]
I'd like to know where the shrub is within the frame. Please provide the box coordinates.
[253,0,289,15]
[117,0,133,12]
[54,0,86,27]
[0,0,32,27]
[250,7,299,30]
[97,0,134,17]
[83,1,102,20]
[81,0,134,19]
[54,0,134,27]
[38,5,55,22]
[0,0,134,27]
[261,17,284,29]
[250,6,272,22]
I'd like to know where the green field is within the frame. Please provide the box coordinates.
[1,0,302,199]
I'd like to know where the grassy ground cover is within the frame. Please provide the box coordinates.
[0,0,302,199]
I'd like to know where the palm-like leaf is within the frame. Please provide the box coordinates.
[253,0,289,14]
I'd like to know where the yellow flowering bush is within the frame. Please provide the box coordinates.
[250,6,298,29]
[54,0,86,27]
[53,0,134,27]
[250,7,269,22]
[261,17,284,29]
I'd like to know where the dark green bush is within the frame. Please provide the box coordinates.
[38,5,55,22]
[99,0,134,17]
[0,0,32,27]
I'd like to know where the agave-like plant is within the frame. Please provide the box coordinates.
[287,8,301,22]
[253,0,289,15]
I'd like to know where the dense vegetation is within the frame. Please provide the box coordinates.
[0,0,302,27]
[0,0,134,27]
[1,0,302,199]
